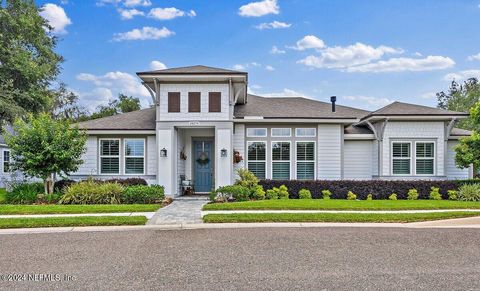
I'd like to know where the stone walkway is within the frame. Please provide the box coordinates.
[148,196,209,225]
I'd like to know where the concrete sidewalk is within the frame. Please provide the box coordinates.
[0,212,156,219]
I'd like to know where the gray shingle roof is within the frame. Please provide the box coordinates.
[235,94,370,119]
[137,65,247,75]
[361,101,468,120]
[76,108,156,130]
[450,127,472,136]
[344,125,373,134]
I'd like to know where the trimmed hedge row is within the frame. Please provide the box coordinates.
[259,179,480,200]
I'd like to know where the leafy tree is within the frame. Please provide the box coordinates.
[0,0,63,128]
[454,100,480,172]
[88,94,141,120]
[50,83,88,121]
[437,78,480,130]
[5,114,87,194]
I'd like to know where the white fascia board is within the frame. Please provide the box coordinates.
[344,134,375,140]
[86,130,156,135]
[235,118,358,124]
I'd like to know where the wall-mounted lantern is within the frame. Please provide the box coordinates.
[160,148,167,158]
[221,148,228,157]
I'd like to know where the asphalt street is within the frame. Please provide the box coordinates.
[0,227,479,290]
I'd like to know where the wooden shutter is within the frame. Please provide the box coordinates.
[168,92,181,112]
[188,92,201,112]
[208,92,221,112]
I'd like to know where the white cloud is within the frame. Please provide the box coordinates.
[443,69,480,81]
[342,95,393,109]
[113,26,174,41]
[96,0,121,6]
[414,52,422,57]
[233,62,262,71]
[148,7,196,20]
[233,64,246,70]
[150,61,167,70]
[345,55,455,73]
[255,20,291,30]
[257,88,311,98]
[468,53,480,61]
[270,45,286,54]
[76,71,150,110]
[124,0,151,7]
[238,0,279,17]
[420,92,436,99]
[298,43,403,69]
[265,65,275,71]
[289,35,325,51]
[118,8,144,20]
[40,3,72,34]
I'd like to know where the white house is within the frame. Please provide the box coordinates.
[0,65,473,195]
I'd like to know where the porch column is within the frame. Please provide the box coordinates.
[157,127,175,197]
[215,126,233,187]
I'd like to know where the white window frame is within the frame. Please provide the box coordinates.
[295,141,316,180]
[391,141,412,176]
[414,141,436,176]
[271,128,292,137]
[271,141,292,180]
[246,128,267,137]
[124,138,146,175]
[99,138,121,175]
[246,141,267,180]
[295,128,316,137]
[2,149,10,173]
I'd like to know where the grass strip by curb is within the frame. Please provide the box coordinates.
[0,204,161,215]
[0,216,147,229]
[203,212,480,223]
[0,189,6,204]
[203,200,480,211]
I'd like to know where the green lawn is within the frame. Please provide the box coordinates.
[0,189,6,204]
[203,199,480,211]
[203,212,480,223]
[0,204,161,215]
[0,216,147,229]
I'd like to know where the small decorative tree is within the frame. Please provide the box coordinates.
[5,114,87,194]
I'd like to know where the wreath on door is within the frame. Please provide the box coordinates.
[196,152,210,165]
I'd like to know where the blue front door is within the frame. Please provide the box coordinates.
[194,140,213,192]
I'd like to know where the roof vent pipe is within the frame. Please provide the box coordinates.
[330,96,337,112]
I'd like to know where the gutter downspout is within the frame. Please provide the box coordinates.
[365,119,388,177]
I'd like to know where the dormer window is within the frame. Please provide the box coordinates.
[209,92,221,112]
[168,92,180,112]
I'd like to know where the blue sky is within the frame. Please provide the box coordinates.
[37,0,480,111]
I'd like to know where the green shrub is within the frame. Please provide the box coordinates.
[235,168,259,190]
[6,182,44,204]
[447,190,458,201]
[389,193,397,200]
[298,189,312,199]
[215,185,251,202]
[121,185,164,204]
[59,181,124,204]
[458,184,480,201]
[366,193,373,201]
[347,191,357,200]
[209,190,218,202]
[322,189,332,200]
[278,185,289,199]
[36,193,62,204]
[407,189,419,200]
[429,187,442,200]
[266,188,279,199]
[251,185,266,200]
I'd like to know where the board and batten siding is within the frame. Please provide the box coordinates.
[445,140,470,179]
[233,124,245,180]
[382,121,445,177]
[317,124,342,179]
[344,140,373,179]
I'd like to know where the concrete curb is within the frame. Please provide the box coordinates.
[1,220,480,235]
[201,209,480,216]
[0,212,156,219]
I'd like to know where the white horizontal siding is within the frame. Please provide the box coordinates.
[147,135,157,175]
[74,136,98,175]
[317,124,342,179]
[445,140,470,179]
[344,140,373,179]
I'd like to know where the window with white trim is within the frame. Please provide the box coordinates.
[271,128,291,137]
[246,128,267,137]
[416,142,434,175]
[3,150,10,173]
[125,139,145,174]
[100,139,120,174]
[392,142,411,175]
[296,128,316,137]
[272,142,290,180]
[296,142,315,180]
[247,142,266,179]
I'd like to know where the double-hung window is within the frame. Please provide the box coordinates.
[416,142,434,175]
[247,142,266,179]
[3,150,10,173]
[296,142,315,180]
[392,142,411,175]
[100,139,120,174]
[125,139,145,174]
[272,142,290,180]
